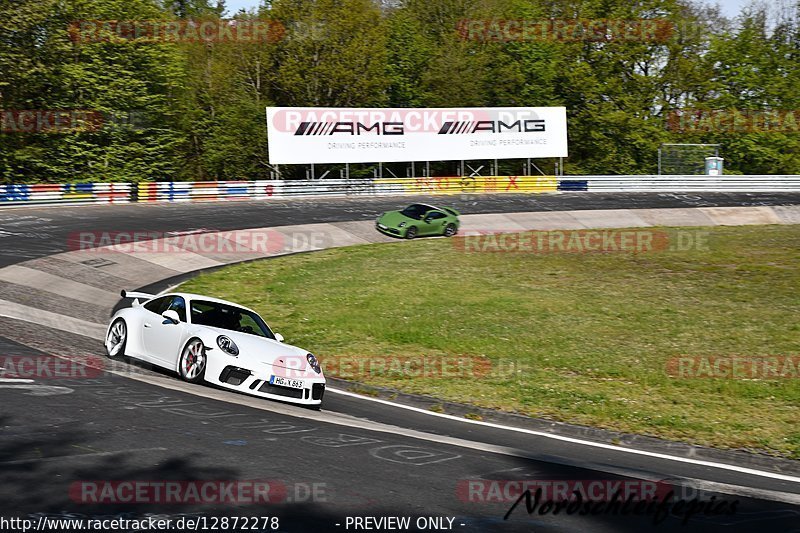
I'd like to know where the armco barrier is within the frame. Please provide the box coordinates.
[581,175,800,192]
[375,176,558,194]
[135,177,558,201]
[2,175,800,207]
[0,183,131,205]
[136,181,278,202]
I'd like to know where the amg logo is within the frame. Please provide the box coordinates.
[438,120,545,134]
[294,121,404,135]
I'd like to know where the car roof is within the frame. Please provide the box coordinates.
[158,292,260,315]
[408,203,441,211]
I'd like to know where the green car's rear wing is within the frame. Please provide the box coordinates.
[442,207,460,216]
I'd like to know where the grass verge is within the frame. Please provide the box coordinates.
[180,225,800,458]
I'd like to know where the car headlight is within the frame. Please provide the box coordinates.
[306,353,321,374]
[398,222,406,228]
[217,335,239,356]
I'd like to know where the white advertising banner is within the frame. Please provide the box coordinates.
[266,107,568,164]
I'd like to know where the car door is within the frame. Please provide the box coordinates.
[420,211,447,235]
[142,295,187,367]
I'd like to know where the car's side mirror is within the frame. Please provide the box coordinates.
[162,310,180,324]
[274,332,284,343]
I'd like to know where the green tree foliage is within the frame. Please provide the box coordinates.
[689,4,800,174]
[0,0,189,183]
[2,0,800,182]
[268,0,389,106]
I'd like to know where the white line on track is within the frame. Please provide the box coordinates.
[99,362,800,501]
[2,302,799,494]
[328,387,800,485]
[0,378,35,383]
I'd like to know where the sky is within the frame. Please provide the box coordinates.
[223,0,755,20]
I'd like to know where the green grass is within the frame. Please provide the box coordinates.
[180,225,800,458]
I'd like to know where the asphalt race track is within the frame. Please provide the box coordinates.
[2,190,800,267]
[1,192,800,532]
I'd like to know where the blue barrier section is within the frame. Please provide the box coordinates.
[224,184,249,195]
[558,180,588,191]
[0,185,31,202]
[62,183,94,193]
[163,182,190,201]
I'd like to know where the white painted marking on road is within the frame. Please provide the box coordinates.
[0,377,35,383]
[97,365,800,503]
[0,447,168,465]
[4,335,797,501]
[328,387,800,486]
[3,205,800,500]
[0,384,73,396]
[665,477,800,506]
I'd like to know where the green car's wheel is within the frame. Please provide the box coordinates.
[443,223,457,237]
[405,226,418,239]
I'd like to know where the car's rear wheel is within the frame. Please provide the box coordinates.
[105,319,127,358]
[443,223,457,237]
[405,226,418,239]
[179,338,206,384]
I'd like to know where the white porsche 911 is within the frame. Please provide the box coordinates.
[104,290,325,407]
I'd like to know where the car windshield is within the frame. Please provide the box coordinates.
[190,300,275,339]
[400,204,430,220]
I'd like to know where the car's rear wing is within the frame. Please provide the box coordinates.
[120,290,156,301]
[443,207,460,216]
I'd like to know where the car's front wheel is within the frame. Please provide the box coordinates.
[405,226,418,239]
[105,319,127,358]
[179,338,207,384]
[443,223,457,237]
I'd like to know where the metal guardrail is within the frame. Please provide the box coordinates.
[1,176,799,206]
[578,175,800,192]
[0,183,131,206]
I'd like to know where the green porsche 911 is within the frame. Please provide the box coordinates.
[375,203,460,239]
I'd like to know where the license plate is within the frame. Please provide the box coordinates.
[269,375,304,389]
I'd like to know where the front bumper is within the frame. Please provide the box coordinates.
[376,222,403,237]
[211,363,326,405]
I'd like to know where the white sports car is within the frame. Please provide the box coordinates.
[104,290,326,407]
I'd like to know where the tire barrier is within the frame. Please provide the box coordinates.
[0,183,131,206]
[3,175,800,207]
[136,181,277,202]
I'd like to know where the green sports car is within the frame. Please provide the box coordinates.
[375,203,460,239]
